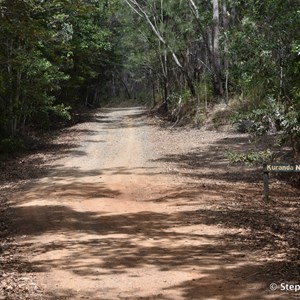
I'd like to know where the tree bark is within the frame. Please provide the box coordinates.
[212,0,224,97]
[120,78,131,99]
[188,0,224,98]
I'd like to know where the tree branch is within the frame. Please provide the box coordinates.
[124,0,183,69]
[188,0,199,20]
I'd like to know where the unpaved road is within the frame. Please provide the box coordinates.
[8,108,299,299]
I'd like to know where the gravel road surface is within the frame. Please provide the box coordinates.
[3,107,299,299]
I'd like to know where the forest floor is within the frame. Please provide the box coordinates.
[0,107,300,300]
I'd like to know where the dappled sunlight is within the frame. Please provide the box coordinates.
[13,203,296,299]
[3,107,299,299]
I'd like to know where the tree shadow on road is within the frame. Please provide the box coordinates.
[9,200,299,299]
[1,110,299,299]
[93,107,153,130]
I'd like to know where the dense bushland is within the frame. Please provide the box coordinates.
[0,0,120,154]
[0,0,299,158]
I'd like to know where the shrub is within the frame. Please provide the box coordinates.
[225,149,273,165]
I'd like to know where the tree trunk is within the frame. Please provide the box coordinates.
[121,78,131,99]
[152,82,156,107]
[212,0,224,98]
[222,0,229,103]
[188,0,224,98]
[184,70,196,97]
[162,77,169,102]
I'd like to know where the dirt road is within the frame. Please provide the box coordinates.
[9,108,299,299]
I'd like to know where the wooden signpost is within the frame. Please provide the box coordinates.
[263,163,300,202]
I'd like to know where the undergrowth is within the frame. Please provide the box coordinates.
[225,149,274,165]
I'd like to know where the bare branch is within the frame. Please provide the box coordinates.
[123,0,142,17]
[188,0,199,19]
[124,0,183,69]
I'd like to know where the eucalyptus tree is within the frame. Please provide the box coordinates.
[187,0,224,97]
[124,0,198,102]
[122,0,229,103]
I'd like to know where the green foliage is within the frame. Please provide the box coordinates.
[0,0,118,139]
[226,0,300,103]
[195,81,213,103]
[167,90,193,113]
[231,108,272,136]
[50,104,72,121]
[0,0,299,164]
[231,97,300,137]
[225,149,273,166]
[167,92,182,108]
[231,95,300,160]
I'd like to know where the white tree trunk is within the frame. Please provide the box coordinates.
[212,0,223,97]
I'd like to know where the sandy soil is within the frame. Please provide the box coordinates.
[1,107,299,299]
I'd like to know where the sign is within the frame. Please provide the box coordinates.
[263,163,299,202]
[264,163,300,173]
